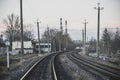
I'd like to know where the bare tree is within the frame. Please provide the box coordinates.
[41,28,75,51]
[3,13,34,51]
[3,13,20,51]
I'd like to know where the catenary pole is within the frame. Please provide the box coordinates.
[94,3,104,58]
[37,19,41,55]
[65,20,68,50]
[20,0,24,63]
[82,19,88,54]
[47,26,50,53]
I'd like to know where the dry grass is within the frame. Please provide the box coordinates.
[0,54,38,79]
[0,56,8,79]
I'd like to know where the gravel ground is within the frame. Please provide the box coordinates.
[0,54,47,80]
[59,52,109,80]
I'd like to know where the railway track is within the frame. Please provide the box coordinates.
[73,53,120,75]
[20,53,58,80]
[67,52,120,80]
[20,51,70,80]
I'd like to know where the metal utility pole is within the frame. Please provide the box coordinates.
[47,26,50,53]
[82,19,88,54]
[54,39,56,52]
[65,20,68,50]
[82,29,84,46]
[94,3,104,58]
[37,19,41,55]
[20,0,24,63]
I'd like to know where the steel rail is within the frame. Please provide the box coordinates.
[73,53,120,75]
[20,53,58,80]
[20,56,46,80]
[51,54,58,80]
[67,53,120,80]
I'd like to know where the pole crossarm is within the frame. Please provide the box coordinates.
[94,3,104,10]
[82,19,88,24]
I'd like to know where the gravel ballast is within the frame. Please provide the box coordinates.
[59,52,109,80]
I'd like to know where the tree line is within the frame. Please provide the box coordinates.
[88,28,120,56]
[39,27,75,52]
[0,13,75,52]
[101,28,120,55]
[1,13,34,51]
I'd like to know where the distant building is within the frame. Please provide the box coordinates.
[11,41,52,55]
[12,41,33,55]
[35,43,51,53]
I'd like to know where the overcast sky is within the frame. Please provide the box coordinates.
[0,0,120,40]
